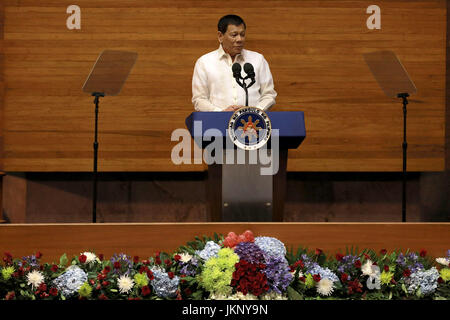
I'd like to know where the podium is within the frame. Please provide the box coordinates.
[186,111,306,222]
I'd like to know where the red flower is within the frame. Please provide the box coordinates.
[35,251,42,259]
[3,252,13,265]
[419,249,427,257]
[147,270,154,281]
[98,253,104,261]
[133,256,139,264]
[103,266,111,274]
[403,268,411,277]
[347,279,362,294]
[113,261,121,269]
[155,257,162,265]
[141,286,151,297]
[79,254,87,264]
[390,278,397,285]
[380,249,387,255]
[384,265,390,272]
[102,281,109,287]
[354,260,362,269]
[313,274,321,282]
[142,259,150,265]
[51,264,58,272]
[231,260,269,296]
[165,259,172,267]
[168,272,174,279]
[38,283,47,292]
[99,293,108,300]
[299,276,306,283]
[174,254,181,262]
[223,230,254,248]
[438,277,444,284]
[49,288,58,296]
[315,248,323,256]
[184,288,192,296]
[363,253,370,260]
[340,273,349,283]
[336,253,344,261]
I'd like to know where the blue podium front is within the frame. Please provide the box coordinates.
[185,111,306,222]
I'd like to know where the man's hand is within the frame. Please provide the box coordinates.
[224,105,243,111]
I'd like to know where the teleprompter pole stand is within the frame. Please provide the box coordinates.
[92,92,105,223]
[397,92,409,222]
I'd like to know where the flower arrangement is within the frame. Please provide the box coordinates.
[0,231,449,300]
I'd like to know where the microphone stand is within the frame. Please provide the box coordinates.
[397,92,409,222]
[92,91,104,223]
[233,75,255,107]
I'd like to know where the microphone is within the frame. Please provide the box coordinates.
[232,63,242,80]
[243,63,255,80]
[232,63,244,89]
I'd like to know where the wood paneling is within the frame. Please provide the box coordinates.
[0,222,448,264]
[1,0,446,171]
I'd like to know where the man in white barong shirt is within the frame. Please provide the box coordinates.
[192,15,277,112]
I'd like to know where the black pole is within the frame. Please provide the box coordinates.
[397,92,409,222]
[244,86,249,106]
[92,92,104,223]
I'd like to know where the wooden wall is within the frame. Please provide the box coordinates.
[1,0,446,172]
[1,223,449,264]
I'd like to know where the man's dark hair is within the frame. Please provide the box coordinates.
[218,15,246,34]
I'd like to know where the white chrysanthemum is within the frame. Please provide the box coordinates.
[436,258,450,267]
[178,253,192,263]
[362,259,374,276]
[81,252,98,264]
[27,270,45,289]
[117,275,134,294]
[316,278,334,296]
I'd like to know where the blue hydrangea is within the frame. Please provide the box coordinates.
[234,242,266,264]
[254,237,286,259]
[263,256,293,294]
[196,241,220,261]
[150,267,179,298]
[52,265,87,297]
[307,264,339,283]
[405,267,440,295]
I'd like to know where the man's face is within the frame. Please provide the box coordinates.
[218,24,246,58]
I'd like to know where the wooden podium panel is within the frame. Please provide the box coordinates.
[0,223,448,264]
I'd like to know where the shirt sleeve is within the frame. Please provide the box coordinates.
[255,56,277,111]
[192,58,222,112]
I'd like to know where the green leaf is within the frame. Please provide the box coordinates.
[20,283,26,288]
[401,283,408,294]
[287,286,303,300]
[59,253,68,267]
[110,289,118,293]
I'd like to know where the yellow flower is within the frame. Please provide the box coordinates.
[380,271,394,285]
[1,266,14,280]
[305,274,315,289]
[134,273,149,288]
[439,268,450,282]
[78,282,92,298]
